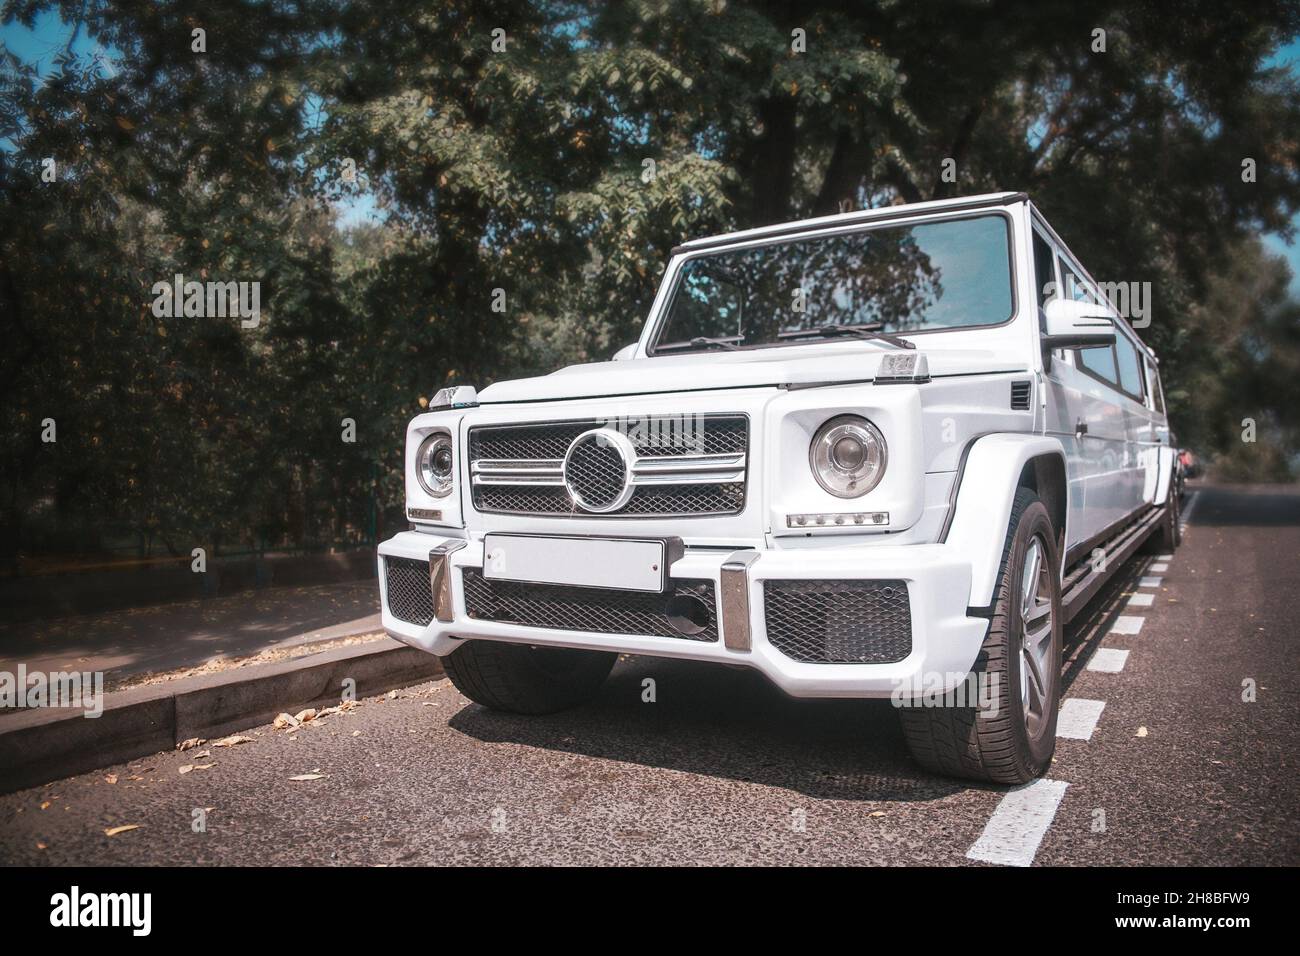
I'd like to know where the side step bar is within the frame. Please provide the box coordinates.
[1060,506,1164,624]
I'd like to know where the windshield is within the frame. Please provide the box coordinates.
[651,214,1014,353]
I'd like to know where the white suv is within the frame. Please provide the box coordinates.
[378,192,1180,784]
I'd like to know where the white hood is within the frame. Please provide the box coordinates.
[477,343,1023,404]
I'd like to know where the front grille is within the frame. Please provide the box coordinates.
[763,579,912,664]
[461,569,718,642]
[385,556,434,626]
[469,415,748,517]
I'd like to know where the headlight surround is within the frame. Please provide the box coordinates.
[809,415,887,498]
[416,430,454,498]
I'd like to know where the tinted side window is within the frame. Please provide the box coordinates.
[1059,259,1094,303]
[1033,231,1057,308]
[1114,334,1144,400]
[1148,362,1165,413]
[1078,344,1118,384]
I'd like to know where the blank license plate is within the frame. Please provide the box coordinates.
[482,534,668,593]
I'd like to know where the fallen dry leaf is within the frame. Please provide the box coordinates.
[39,801,50,810]
[178,765,194,774]
[104,824,140,837]
[36,842,47,850]
[104,774,118,785]
[213,734,254,748]
[273,712,300,729]
[178,737,206,751]
[1136,726,1149,737]
[293,708,317,723]
[288,773,326,782]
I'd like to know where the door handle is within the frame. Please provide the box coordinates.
[1075,420,1089,437]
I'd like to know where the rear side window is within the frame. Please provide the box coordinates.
[1078,344,1118,385]
[1033,231,1057,308]
[1147,361,1165,413]
[1114,335,1145,400]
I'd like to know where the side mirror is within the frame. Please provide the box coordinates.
[1042,298,1116,349]
[612,343,637,361]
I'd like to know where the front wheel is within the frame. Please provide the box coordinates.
[900,489,1063,784]
[442,640,616,715]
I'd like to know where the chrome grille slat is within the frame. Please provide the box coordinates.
[468,415,748,517]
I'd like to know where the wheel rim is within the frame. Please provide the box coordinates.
[1018,536,1055,737]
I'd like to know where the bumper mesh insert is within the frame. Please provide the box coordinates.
[763,579,912,664]
[461,569,718,642]
[385,556,434,626]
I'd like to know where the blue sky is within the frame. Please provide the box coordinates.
[4,13,1298,286]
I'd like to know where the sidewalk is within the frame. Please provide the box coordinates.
[0,581,384,686]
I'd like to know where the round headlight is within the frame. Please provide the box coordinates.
[416,431,454,498]
[809,415,886,498]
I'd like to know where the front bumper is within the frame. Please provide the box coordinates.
[377,530,988,699]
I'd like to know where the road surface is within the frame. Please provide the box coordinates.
[2,484,1296,866]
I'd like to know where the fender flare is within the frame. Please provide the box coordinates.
[943,434,1068,609]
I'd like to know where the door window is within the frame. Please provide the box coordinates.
[1033,230,1057,308]
[1077,344,1118,385]
[1059,259,1095,303]
[1114,334,1145,401]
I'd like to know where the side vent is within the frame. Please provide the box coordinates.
[1010,380,1032,410]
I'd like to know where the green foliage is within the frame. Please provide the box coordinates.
[2,0,1298,562]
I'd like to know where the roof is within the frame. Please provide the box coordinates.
[672,192,1028,255]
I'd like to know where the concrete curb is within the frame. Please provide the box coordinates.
[0,640,443,794]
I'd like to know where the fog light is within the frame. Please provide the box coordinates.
[665,594,710,636]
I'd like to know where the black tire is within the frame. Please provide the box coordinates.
[899,488,1063,784]
[441,640,616,715]
[1142,486,1181,553]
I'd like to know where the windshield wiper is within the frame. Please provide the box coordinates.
[776,323,916,350]
[655,336,743,353]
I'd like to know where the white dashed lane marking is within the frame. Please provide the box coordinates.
[1110,615,1145,635]
[967,497,1189,868]
[966,778,1070,867]
[1087,648,1130,673]
[1057,698,1106,740]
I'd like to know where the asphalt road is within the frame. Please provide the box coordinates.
[2,483,1296,866]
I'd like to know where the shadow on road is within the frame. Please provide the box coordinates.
[449,659,969,803]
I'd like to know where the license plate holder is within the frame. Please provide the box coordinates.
[482,534,681,593]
